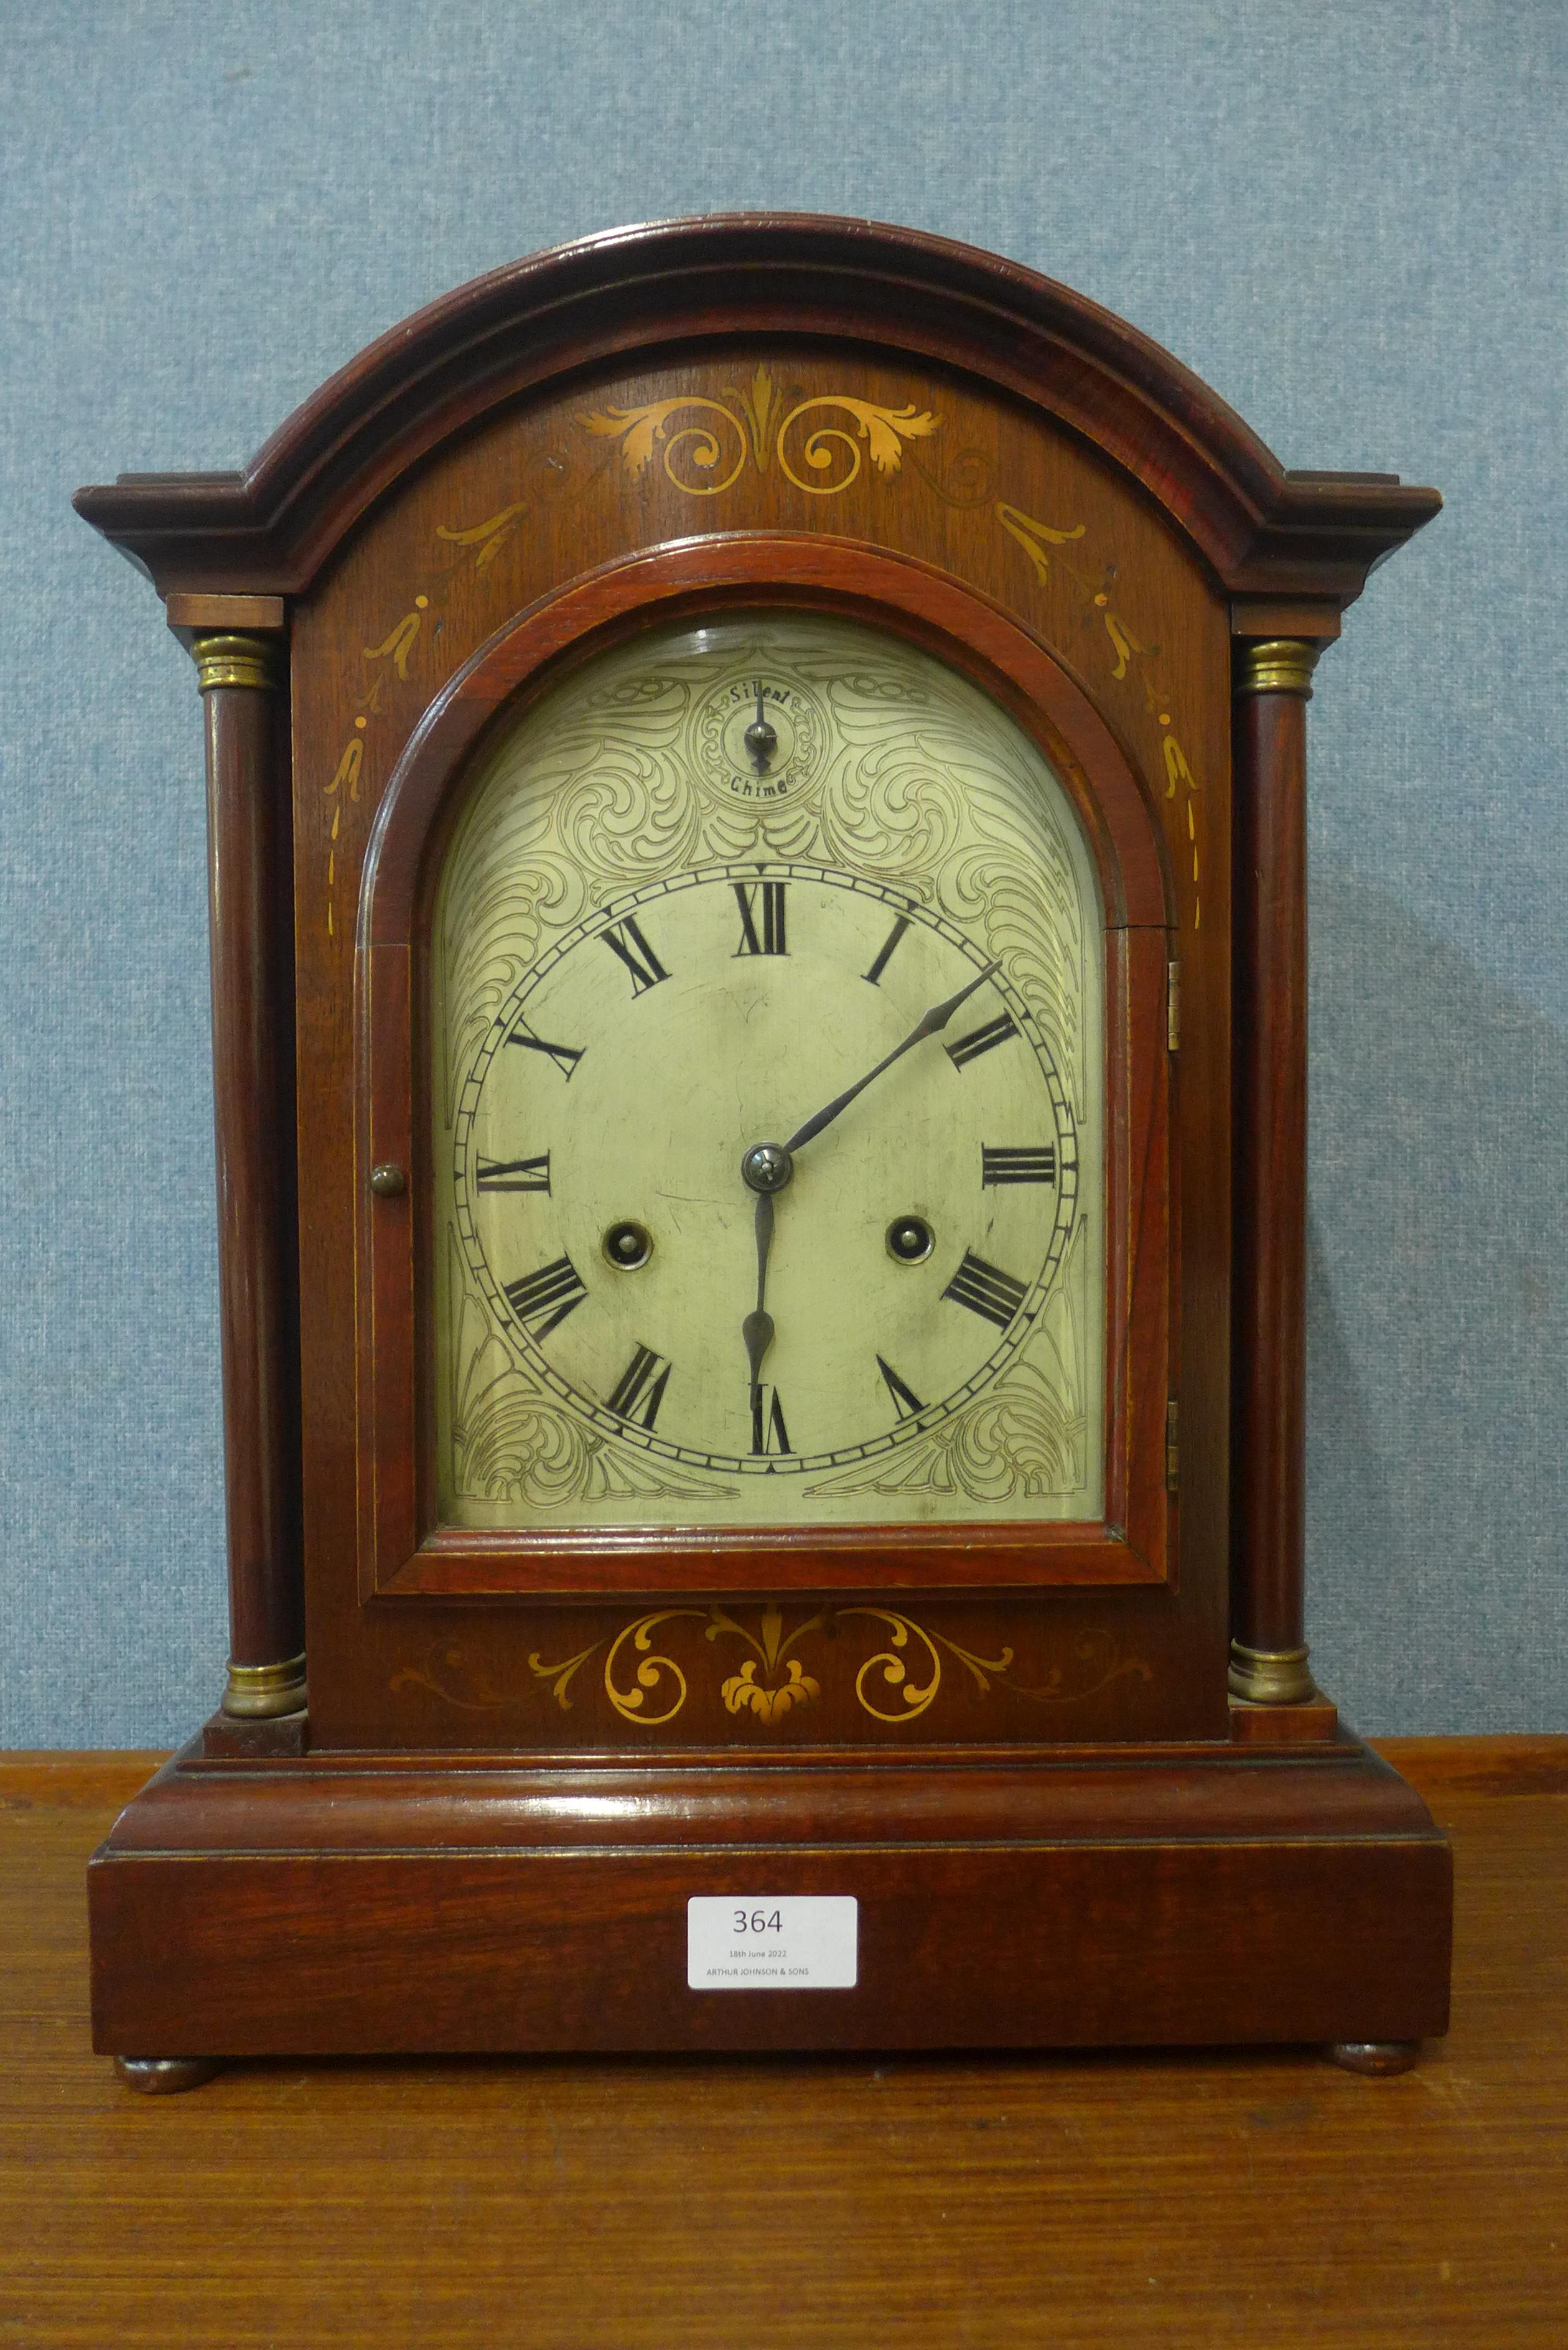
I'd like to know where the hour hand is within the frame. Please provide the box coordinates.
[742,1187,776,1396]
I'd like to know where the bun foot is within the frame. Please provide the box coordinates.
[1325,2039,1421,2077]
[113,2056,222,2094]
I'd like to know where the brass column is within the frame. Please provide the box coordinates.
[1230,638,1324,1704]
[190,628,305,1718]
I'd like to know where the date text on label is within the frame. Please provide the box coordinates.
[687,1896,858,1988]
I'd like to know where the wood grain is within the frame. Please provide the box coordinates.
[1,1739,1559,2349]
[286,333,1233,1751]
[201,668,304,1677]
[1232,678,1309,1664]
[70,220,1439,1753]
[72,213,1440,600]
[83,1732,1450,2058]
[354,536,1175,1608]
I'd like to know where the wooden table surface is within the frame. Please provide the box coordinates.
[2,1738,1564,2349]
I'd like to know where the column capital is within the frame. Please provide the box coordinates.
[191,631,282,693]
[1234,638,1325,699]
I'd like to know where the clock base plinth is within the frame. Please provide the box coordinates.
[89,1733,1450,2064]
[199,1706,310,1760]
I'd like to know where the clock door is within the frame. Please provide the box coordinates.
[340,535,1194,1748]
[428,605,1109,1536]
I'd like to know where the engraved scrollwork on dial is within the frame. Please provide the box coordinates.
[446,1230,717,1507]
[814,658,1093,1090]
[940,841,1088,1122]
[809,1230,1091,1507]
[431,611,1105,1531]
[436,675,702,1120]
[805,1352,1085,1504]
[692,668,828,812]
[434,808,585,1129]
[814,675,964,891]
[457,1381,719,1508]
[534,676,704,894]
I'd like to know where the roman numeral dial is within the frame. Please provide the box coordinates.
[506,1023,582,1078]
[599,914,669,995]
[862,913,911,986]
[503,1255,587,1340]
[876,1355,925,1420]
[942,1250,1029,1329]
[450,848,1091,1497]
[946,1011,1019,1069]
[476,1154,551,1193]
[734,880,786,956]
[982,1145,1055,1186]
[751,1386,792,1456]
[605,1344,671,1430]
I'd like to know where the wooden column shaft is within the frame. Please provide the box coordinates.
[194,633,305,1718]
[1231,640,1322,1705]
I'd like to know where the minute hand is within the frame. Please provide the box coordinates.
[784,961,1001,1155]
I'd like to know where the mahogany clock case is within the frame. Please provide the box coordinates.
[75,216,1451,2064]
[362,546,1174,1618]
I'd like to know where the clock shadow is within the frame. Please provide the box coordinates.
[197,2042,1334,2089]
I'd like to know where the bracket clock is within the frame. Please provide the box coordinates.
[77,216,1451,2088]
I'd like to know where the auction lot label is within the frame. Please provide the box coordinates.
[687,1896,859,1989]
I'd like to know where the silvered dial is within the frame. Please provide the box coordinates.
[432,613,1104,1530]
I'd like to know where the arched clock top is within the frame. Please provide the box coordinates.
[73,213,1439,603]
[358,540,1175,955]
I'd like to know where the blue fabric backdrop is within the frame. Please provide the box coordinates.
[1,0,1562,1742]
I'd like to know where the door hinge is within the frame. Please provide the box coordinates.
[1165,1398,1180,1493]
[1167,958,1180,1052]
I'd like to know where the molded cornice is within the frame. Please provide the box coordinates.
[74,213,1440,602]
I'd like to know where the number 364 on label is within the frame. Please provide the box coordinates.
[687,1896,859,1990]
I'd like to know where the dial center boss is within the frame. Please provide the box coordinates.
[740,1141,795,1194]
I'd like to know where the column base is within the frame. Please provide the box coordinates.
[1228,1641,1315,1705]
[223,1654,307,1720]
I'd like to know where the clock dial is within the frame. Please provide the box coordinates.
[432,613,1104,1530]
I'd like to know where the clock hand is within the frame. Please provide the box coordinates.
[743,688,778,775]
[735,958,996,1402]
[742,1188,776,1401]
[782,960,1001,1156]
